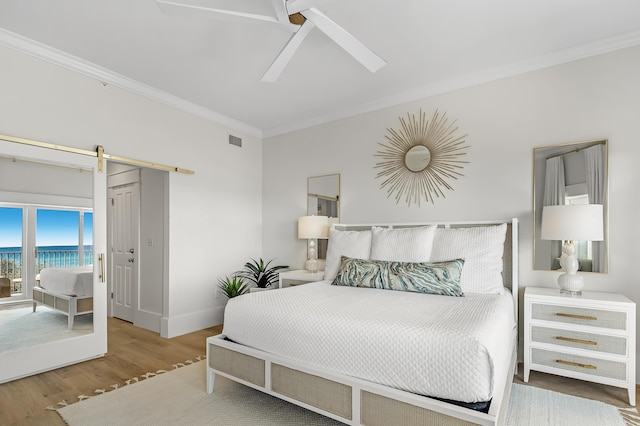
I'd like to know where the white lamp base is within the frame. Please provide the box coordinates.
[558,273,584,295]
[305,258,319,273]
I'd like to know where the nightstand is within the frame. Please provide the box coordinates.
[524,286,636,405]
[278,270,325,288]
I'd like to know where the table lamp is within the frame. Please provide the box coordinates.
[541,204,604,295]
[298,215,329,273]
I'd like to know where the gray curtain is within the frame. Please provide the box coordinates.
[584,144,606,272]
[543,156,566,263]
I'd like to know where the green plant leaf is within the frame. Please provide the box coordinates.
[236,257,289,288]
[217,275,248,298]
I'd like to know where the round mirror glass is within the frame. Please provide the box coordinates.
[404,145,431,172]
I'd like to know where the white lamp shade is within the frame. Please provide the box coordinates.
[541,204,604,241]
[298,216,329,239]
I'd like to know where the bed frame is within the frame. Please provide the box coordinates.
[32,286,93,329]
[206,219,519,426]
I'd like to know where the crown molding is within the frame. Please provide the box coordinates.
[0,28,262,138]
[263,29,640,138]
[2,26,639,141]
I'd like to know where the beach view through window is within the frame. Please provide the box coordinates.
[0,207,93,297]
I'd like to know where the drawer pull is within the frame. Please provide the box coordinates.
[556,359,597,370]
[556,312,597,321]
[555,336,597,346]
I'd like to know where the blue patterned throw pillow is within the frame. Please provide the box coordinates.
[332,256,465,296]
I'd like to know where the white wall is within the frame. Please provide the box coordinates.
[0,45,263,337]
[139,167,166,328]
[263,45,640,377]
[0,156,92,202]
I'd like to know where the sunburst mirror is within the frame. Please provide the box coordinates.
[374,109,469,206]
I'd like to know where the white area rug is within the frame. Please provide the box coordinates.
[57,361,629,426]
[0,304,92,353]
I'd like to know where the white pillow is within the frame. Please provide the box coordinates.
[370,225,437,263]
[430,224,507,294]
[324,229,372,280]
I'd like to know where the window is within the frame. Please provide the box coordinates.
[0,207,23,297]
[565,194,591,262]
[0,205,92,301]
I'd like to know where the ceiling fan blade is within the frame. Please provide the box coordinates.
[261,20,316,82]
[286,0,336,15]
[270,0,290,23]
[157,0,280,26]
[301,8,386,73]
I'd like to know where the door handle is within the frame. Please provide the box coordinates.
[128,258,134,263]
[99,253,106,283]
[129,248,135,254]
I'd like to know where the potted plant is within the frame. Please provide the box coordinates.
[237,258,289,292]
[217,275,249,298]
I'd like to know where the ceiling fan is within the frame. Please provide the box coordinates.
[156,0,386,82]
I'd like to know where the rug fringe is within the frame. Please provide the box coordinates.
[618,406,640,426]
[47,356,206,411]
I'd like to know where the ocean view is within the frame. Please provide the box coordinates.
[0,245,94,270]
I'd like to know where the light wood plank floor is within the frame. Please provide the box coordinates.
[514,364,634,409]
[0,317,221,425]
[1,318,634,425]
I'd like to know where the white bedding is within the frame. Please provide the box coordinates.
[223,280,516,403]
[38,266,93,297]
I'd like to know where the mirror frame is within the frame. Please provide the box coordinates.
[374,109,468,206]
[307,173,340,220]
[533,139,609,273]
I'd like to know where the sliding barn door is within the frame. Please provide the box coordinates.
[0,138,107,383]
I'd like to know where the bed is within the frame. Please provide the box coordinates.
[206,219,519,426]
[32,266,93,329]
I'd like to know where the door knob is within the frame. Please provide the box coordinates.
[129,248,135,254]
[128,258,134,262]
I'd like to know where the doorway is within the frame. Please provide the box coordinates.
[107,164,167,333]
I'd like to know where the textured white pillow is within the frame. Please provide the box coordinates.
[324,229,372,280]
[370,226,437,263]
[430,224,507,294]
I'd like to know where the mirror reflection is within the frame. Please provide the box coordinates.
[405,145,431,172]
[0,156,94,354]
[307,174,340,260]
[533,139,608,272]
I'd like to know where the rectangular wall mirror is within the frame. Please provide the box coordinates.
[533,139,608,272]
[307,173,340,260]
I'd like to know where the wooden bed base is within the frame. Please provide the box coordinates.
[32,286,93,329]
[207,219,519,425]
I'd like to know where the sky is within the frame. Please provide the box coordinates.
[0,207,93,247]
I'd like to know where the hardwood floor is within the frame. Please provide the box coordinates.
[0,319,634,425]
[0,317,222,425]
[514,364,635,409]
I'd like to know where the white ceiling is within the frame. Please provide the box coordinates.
[1,0,640,138]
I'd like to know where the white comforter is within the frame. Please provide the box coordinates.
[38,266,94,297]
[223,280,516,403]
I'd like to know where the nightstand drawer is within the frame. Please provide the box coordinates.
[531,348,627,381]
[531,326,627,356]
[531,303,627,330]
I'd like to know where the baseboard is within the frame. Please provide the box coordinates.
[160,305,224,338]
[134,310,162,333]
